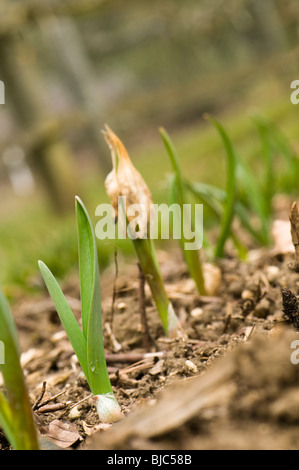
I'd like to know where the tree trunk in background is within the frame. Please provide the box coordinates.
[250,0,289,52]
[37,15,111,174]
[0,34,78,213]
[273,0,299,47]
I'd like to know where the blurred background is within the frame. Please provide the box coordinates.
[0,0,298,293]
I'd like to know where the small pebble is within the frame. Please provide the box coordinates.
[190,307,204,319]
[241,290,255,301]
[149,359,164,376]
[68,405,81,420]
[265,266,280,283]
[117,302,127,311]
[229,281,244,297]
[254,298,271,319]
[204,263,222,296]
[184,360,198,374]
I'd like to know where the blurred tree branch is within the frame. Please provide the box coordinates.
[36,15,111,172]
[0,0,111,36]
[0,35,79,212]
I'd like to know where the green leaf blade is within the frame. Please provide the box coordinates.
[75,197,112,396]
[207,116,237,258]
[0,391,16,449]
[160,127,206,296]
[76,196,95,339]
[0,289,39,450]
[38,261,89,382]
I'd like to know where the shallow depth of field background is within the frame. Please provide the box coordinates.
[0,0,298,293]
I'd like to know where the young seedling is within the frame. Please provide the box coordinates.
[186,180,248,259]
[205,115,238,258]
[102,125,183,338]
[160,124,249,264]
[38,197,122,423]
[229,116,293,248]
[253,115,299,196]
[0,289,39,450]
[161,119,274,261]
[159,127,206,295]
[200,117,270,251]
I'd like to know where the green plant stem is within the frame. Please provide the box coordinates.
[206,116,237,258]
[237,159,271,245]
[0,290,39,450]
[181,244,207,291]
[38,260,89,381]
[133,237,181,338]
[253,117,274,222]
[160,127,206,295]
[185,180,253,257]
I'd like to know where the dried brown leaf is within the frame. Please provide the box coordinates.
[103,125,153,237]
[82,421,112,437]
[46,420,81,448]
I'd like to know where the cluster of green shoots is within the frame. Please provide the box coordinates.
[0,116,297,449]
[160,117,241,270]
[160,115,299,295]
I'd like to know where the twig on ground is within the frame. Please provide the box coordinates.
[105,351,164,364]
[33,383,69,414]
[32,382,66,413]
[110,248,119,327]
[243,324,256,341]
[33,382,47,411]
[105,322,122,352]
[35,403,69,414]
[59,394,93,418]
[289,201,299,271]
[108,358,158,384]
[222,303,233,334]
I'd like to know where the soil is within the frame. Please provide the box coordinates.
[1,217,299,450]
